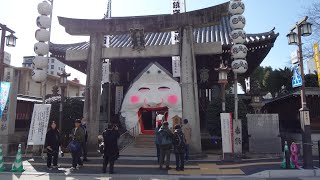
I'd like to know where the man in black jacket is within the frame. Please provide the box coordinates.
[102,123,120,174]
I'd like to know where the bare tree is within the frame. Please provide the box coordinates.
[304,2,320,59]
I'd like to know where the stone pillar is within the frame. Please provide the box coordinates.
[0,68,19,155]
[180,26,202,153]
[84,33,103,153]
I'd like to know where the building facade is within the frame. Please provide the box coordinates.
[23,56,66,77]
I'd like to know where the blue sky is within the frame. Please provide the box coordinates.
[0,0,318,83]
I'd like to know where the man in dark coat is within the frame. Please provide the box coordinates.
[158,121,173,170]
[45,121,61,169]
[80,118,89,161]
[102,123,120,174]
[173,125,186,171]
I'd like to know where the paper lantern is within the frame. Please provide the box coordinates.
[33,56,48,69]
[229,0,245,15]
[230,29,246,44]
[32,69,48,83]
[34,42,49,55]
[36,15,51,29]
[35,29,50,42]
[231,59,248,74]
[37,1,52,16]
[231,44,248,59]
[230,15,246,30]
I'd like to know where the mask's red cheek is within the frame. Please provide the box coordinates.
[167,95,178,105]
[130,95,140,104]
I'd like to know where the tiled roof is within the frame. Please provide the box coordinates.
[50,15,278,53]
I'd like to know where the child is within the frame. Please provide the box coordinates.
[173,125,186,171]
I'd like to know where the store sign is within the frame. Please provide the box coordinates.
[115,86,124,114]
[172,56,181,77]
[27,104,51,145]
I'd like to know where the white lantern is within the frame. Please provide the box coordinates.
[35,29,50,42]
[36,15,51,29]
[231,59,248,74]
[230,29,246,44]
[230,15,246,30]
[34,42,49,55]
[33,56,48,69]
[38,1,52,16]
[231,44,248,59]
[229,0,245,15]
[32,69,48,83]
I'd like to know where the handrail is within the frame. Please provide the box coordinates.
[118,122,140,151]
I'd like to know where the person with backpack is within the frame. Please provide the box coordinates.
[173,125,186,171]
[158,121,173,170]
[69,119,85,170]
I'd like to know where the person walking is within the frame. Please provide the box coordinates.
[182,119,191,161]
[102,123,120,174]
[158,121,173,170]
[80,118,89,161]
[70,119,85,170]
[45,121,61,170]
[154,122,162,163]
[173,125,186,171]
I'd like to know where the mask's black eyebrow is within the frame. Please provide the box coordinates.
[139,87,150,91]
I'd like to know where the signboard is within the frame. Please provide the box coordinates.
[4,52,11,65]
[220,113,233,154]
[300,111,310,131]
[313,43,320,86]
[102,61,110,83]
[292,67,302,88]
[27,104,52,145]
[291,49,299,64]
[115,86,123,114]
[0,82,10,117]
[172,56,181,77]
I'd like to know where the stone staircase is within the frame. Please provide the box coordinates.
[134,134,156,148]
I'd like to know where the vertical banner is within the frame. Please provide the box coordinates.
[0,82,10,117]
[233,119,242,154]
[102,61,110,83]
[115,86,124,114]
[172,56,181,77]
[220,113,233,155]
[27,104,52,145]
[313,43,320,86]
[171,0,185,77]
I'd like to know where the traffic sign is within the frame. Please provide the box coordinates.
[292,67,302,88]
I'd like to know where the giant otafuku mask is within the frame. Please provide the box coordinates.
[121,63,182,131]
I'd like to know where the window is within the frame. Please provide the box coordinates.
[51,71,54,75]
[51,59,55,63]
[58,67,60,70]
[51,65,54,69]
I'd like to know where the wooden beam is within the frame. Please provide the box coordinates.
[65,42,222,61]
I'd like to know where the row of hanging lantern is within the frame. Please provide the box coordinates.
[229,0,248,74]
[32,1,52,83]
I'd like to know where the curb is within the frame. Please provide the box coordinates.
[250,169,320,178]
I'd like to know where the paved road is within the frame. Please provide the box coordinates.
[0,173,319,180]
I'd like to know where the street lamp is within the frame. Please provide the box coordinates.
[0,23,17,81]
[58,70,71,132]
[5,33,17,47]
[215,60,231,112]
[287,16,313,169]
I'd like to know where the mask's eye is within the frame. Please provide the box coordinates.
[139,87,150,92]
[158,87,170,91]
